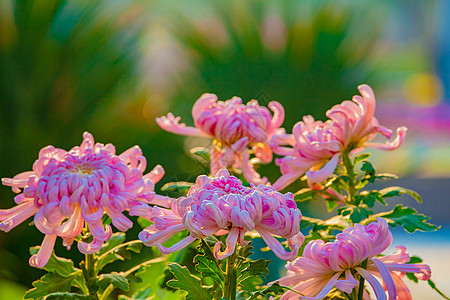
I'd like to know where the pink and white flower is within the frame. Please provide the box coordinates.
[276,218,431,300]
[0,132,169,268]
[272,84,407,190]
[139,169,304,261]
[156,94,285,185]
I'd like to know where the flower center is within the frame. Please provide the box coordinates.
[70,162,96,175]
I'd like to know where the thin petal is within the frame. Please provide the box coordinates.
[29,234,57,268]
[306,153,340,183]
[356,267,386,300]
[214,227,239,260]
[373,258,397,300]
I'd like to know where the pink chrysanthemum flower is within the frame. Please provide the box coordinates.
[272,84,407,190]
[0,132,169,268]
[139,169,304,261]
[156,94,285,185]
[276,218,431,300]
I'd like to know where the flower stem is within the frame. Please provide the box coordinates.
[357,259,368,300]
[82,253,99,300]
[342,152,356,205]
[223,251,237,300]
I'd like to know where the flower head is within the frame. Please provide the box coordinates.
[272,84,407,190]
[0,132,168,268]
[139,169,304,261]
[276,218,431,300]
[156,94,285,184]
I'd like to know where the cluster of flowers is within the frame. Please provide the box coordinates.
[0,84,431,299]
[277,218,431,300]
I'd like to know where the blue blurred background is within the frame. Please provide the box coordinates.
[0,0,449,298]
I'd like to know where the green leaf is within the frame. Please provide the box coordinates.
[29,247,80,278]
[25,273,78,300]
[246,282,288,300]
[96,240,143,272]
[405,272,419,283]
[325,200,339,212]
[44,293,95,300]
[161,181,194,195]
[379,186,422,203]
[300,215,350,231]
[167,263,212,300]
[408,255,423,264]
[354,153,370,165]
[375,205,439,233]
[338,205,373,224]
[294,189,316,202]
[132,287,153,300]
[137,217,152,229]
[355,190,386,208]
[98,232,126,255]
[194,255,224,287]
[237,241,254,260]
[238,259,270,283]
[97,273,129,292]
[428,279,450,300]
[190,147,210,161]
[361,161,375,181]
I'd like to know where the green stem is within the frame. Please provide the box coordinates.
[223,251,237,300]
[82,253,99,300]
[357,259,368,300]
[342,152,356,205]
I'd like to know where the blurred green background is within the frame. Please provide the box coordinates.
[1,0,449,298]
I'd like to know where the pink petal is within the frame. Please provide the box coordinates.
[363,126,407,150]
[157,235,197,254]
[306,153,340,183]
[29,234,57,268]
[213,227,239,260]
[258,229,299,261]
[373,258,397,300]
[356,267,387,300]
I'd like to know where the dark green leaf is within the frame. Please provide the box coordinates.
[428,279,450,300]
[405,272,419,283]
[97,272,129,292]
[237,241,254,260]
[238,275,263,295]
[167,263,212,300]
[379,186,422,203]
[161,181,194,195]
[355,190,386,208]
[294,189,316,202]
[338,205,373,224]
[190,147,210,161]
[361,161,375,181]
[408,256,423,264]
[376,205,439,233]
[29,247,80,278]
[44,293,95,300]
[238,259,270,284]
[194,255,224,287]
[25,273,78,300]
[96,240,143,272]
[98,232,126,255]
[246,282,289,300]
[354,153,370,164]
